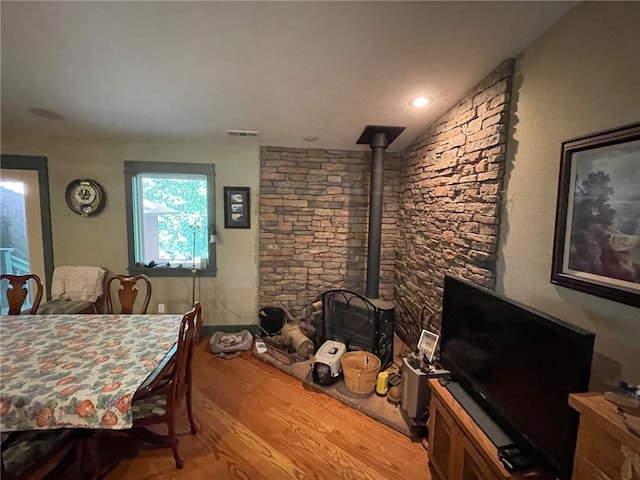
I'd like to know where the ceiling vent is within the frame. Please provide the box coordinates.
[226,129,258,137]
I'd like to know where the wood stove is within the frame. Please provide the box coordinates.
[321,289,394,370]
[312,126,403,370]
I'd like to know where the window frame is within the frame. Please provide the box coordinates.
[124,160,217,278]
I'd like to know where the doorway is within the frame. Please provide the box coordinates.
[0,155,54,310]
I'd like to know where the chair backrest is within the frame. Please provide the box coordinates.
[194,302,203,344]
[172,303,201,405]
[104,274,152,314]
[132,303,201,406]
[0,274,44,315]
[186,303,203,381]
[50,266,105,302]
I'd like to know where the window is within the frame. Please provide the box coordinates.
[124,161,216,277]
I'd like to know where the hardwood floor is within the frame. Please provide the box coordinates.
[102,338,431,480]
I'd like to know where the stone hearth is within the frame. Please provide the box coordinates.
[252,335,423,439]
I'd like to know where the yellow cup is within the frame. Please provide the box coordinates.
[376,371,389,395]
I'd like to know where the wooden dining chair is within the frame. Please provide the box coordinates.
[0,273,44,315]
[1,429,77,480]
[104,274,152,314]
[186,303,203,425]
[130,302,201,469]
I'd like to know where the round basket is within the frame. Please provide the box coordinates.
[340,351,381,395]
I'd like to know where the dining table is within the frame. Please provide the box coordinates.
[0,313,183,432]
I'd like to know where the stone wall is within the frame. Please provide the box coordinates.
[394,59,515,346]
[259,148,401,314]
[258,59,514,341]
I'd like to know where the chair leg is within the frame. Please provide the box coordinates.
[75,432,101,480]
[1,454,10,480]
[167,415,183,469]
[74,439,85,478]
[186,384,197,435]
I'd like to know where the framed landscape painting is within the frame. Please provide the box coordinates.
[551,123,640,307]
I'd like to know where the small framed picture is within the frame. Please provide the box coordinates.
[418,329,440,363]
[224,186,250,229]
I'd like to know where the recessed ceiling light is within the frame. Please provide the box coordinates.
[409,96,433,108]
[303,135,319,142]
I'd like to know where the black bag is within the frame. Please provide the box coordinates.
[258,306,285,337]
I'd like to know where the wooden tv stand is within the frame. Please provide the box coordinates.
[427,379,553,480]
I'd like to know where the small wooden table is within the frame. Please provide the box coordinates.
[569,392,640,480]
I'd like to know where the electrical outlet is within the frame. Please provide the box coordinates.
[158,303,165,313]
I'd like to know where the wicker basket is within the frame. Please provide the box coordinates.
[341,351,381,395]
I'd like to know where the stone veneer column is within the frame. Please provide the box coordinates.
[259,148,401,314]
[394,59,515,345]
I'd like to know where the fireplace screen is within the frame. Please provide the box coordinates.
[321,289,394,369]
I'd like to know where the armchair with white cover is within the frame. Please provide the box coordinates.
[38,265,106,314]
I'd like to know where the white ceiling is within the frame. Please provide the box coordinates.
[1,1,577,153]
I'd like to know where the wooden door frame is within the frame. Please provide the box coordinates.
[1,154,54,299]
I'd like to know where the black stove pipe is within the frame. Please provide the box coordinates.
[365,131,389,299]
[357,125,404,299]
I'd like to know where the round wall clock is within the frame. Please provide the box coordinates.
[65,178,105,216]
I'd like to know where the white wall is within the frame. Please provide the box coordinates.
[1,137,261,327]
[498,1,640,389]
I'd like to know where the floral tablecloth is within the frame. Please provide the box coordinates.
[0,313,182,431]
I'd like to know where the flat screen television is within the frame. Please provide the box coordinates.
[439,275,595,480]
